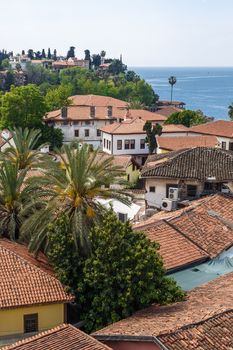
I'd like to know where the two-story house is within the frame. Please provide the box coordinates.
[45,95,128,148]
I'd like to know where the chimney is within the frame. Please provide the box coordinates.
[61,106,68,119]
[90,106,96,118]
[107,106,113,118]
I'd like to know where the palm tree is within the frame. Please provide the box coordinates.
[0,161,28,240]
[0,127,48,170]
[228,103,233,120]
[168,76,177,104]
[23,143,130,255]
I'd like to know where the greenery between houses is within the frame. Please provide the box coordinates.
[48,211,185,332]
[164,109,210,127]
[0,127,184,332]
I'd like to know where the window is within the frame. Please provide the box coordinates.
[187,185,197,197]
[107,106,113,118]
[97,129,101,137]
[229,142,233,151]
[130,140,135,149]
[124,140,130,150]
[118,212,128,222]
[24,314,38,333]
[104,139,106,148]
[85,121,90,125]
[62,120,68,126]
[109,141,111,150]
[140,139,145,149]
[117,140,122,150]
[90,106,95,118]
[85,129,89,137]
[73,121,79,125]
[74,130,79,137]
[222,141,227,149]
[149,186,155,193]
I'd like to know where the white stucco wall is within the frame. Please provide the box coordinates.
[102,132,149,156]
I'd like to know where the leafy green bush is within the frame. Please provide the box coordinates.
[48,211,184,333]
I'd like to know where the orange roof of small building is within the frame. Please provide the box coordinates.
[134,220,207,271]
[3,324,112,350]
[161,124,189,133]
[136,194,233,266]
[157,135,219,151]
[69,94,128,108]
[0,240,73,309]
[155,106,183,117]
[189,120,233,138]
[123,109,167,122]
[101,117,146,135]
[94,271,233,339]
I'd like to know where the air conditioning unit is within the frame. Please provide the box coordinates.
[161,198,177,211]
[168,187,179,201]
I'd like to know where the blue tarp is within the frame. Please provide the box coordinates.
[169,257,233,291]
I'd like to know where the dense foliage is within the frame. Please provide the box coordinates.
[164,109,207,127]
[228,103,233,120]
[0,85,63,148]
[48,211,185,332]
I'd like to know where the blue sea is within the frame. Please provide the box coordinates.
[133,67,233,120]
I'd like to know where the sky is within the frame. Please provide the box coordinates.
[2,0,233,67]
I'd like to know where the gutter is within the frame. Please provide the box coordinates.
[93,334,169,350]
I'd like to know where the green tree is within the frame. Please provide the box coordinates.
[1,58,10,69]
[143,121,162,154]
[0,161,28,240]
[27,49,34,59]
[3,70,15,91]
[47,48,51,59]
[39,124,63,150]
[108,59,127,75]
[45,84,73,111]
[168,76,177,103]
[92,54,101,69]
[67,46,75,59]
[53,49,57,61]
[165,109,207,127]
[0,127,47,170]
[228,103,233,120]
[23,143,128,254]
[0,84,47,129]
[42,49,46,59]
[48,211,184,333]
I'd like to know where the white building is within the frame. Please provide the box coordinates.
[45,95,128,148]
[101,113,167,165]
[188,120,233,151]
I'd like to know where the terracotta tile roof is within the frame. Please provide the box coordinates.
[3,324,112,350]
[158,310,233,350]
[69,95,127,108]
[189,120,233,138]
[0,240,73,309]
[95,153,134,170]
[94,271,233,338]
[135,194,233,269]
[157,136,219,151]
[45,106,123,121]
[155,106,183,117]
[169,195,233,258]
[101,118,146,134]
[0,239,53,275]
[124,109,167,122]
[134,220,207,271]
[161,124,189,133]
[141,147,233,181]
